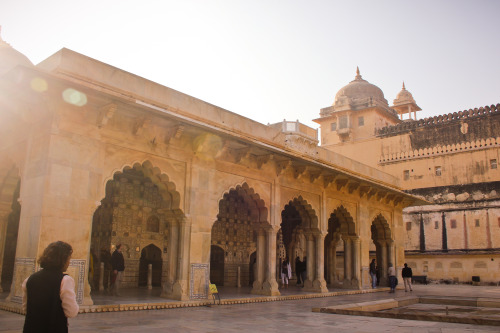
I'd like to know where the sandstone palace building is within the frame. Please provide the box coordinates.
[0,33,498,307]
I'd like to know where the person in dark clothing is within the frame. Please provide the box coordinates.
[295,256,303,285]
[300,256,307,286]
[369,259,377,288]
[111,244,125,296]
[22,241,79,333]
[402,263,413,292]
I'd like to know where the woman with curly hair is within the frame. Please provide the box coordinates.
[22,241,79,333]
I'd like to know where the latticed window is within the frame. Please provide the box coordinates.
[147,215,160,233]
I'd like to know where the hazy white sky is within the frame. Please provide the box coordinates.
[1,0,499,128]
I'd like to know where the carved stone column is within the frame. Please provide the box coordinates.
[379,240,388,286]
[172,218,191,300]
[351,237,361,289]
[343,236,352,288]
[328,241,338,286]
[303,233,315,289]
[0,206,11,293]
[161,221,178,298]
[251,228,266,294]
[262,227,280,296]
[312,233,328,292]
[387,239,395,271]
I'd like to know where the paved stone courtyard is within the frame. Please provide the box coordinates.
[2,285,500,332]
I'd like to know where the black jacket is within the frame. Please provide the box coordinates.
[402,267,413,278]
[24,269,68,333]
[111,250,125,271]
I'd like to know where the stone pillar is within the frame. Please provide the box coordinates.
[312,233,328,292]
[252,228,266,294]
[352,237,361,289]
[329,241,337,286]
[172,218,191,300]
[99,262,104,292]
[0,207,11,293]
[343,236,352,288]
[262,227,279,296]
[387,240,395,268]
[147,264,153,290]
[379,240,388,286]
[303,233,315,289]
[161,221,178,298]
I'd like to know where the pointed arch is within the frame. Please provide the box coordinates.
[284,196,319,231]
[105,160,181,210]
[330,205,356,235]
[371,213,392,242]
[216,182,268,225]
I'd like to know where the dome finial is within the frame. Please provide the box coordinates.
[402,81,406,90]
[355,66,362,80]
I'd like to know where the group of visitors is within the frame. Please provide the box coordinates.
[280,256,308,288]
[370,259,413,293]
[22,241,125,332]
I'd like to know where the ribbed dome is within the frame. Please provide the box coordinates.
[393,82,416,106]
[334,67,388,109]
[0,28,33,76]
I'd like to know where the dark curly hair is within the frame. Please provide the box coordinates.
[38,241,73,271]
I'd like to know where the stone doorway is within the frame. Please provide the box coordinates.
[279,202,305,284]
[324,206,359,289]
[210,245,225,286]
[371,214,393,287]
[210,184,269,293]
[90,162,183,298]
[139,244,162,287]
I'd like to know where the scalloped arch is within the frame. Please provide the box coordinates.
[216,182,269,224]
[284,196,319,230]
[371,213,392,241]
[103,160,181,210]
[329,205,356,235]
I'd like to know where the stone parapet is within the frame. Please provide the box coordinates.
[379,136,500,164]
[377,104,500,136]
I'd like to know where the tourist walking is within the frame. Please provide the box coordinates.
[111,244,125,296]
[369,259,377,288]
[295,256,303,285]
[388,263,397,293]
[300,257,307,286]
[281,259,292,288]
[402,263,413,292]
[22,241,79,333]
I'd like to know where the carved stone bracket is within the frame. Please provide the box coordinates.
[133,117,151,136]
[335,178,348,191]
[97,103,117,128]
[164,125,185,144]
[322,174,337,188]
[348,182,360,194]
[256,154,271,169]
[275,160,293,177]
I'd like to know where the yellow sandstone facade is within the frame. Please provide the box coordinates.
[0,36,421,308]
[315,68,500,284]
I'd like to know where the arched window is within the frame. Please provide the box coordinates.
[146,215,160,233]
